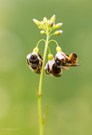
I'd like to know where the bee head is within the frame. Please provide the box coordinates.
[29,54,39,64]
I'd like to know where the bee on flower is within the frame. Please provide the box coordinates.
[26,47,43,74]
[26,15,79,77]
[44,46,79,77]
[45,54,62,77]
[55,46,78,69]
[26,15,79,135]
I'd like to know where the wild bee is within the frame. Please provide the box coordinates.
[55,52,78,69]
[45,52,78,77]
[26,52,43,74]
[54,51,69,69]
[45,59,62,77]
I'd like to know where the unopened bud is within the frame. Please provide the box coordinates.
[43,17,47,23]
[50,14,56,23]
[55,23,63,29]
[48,54,54,60]
[40,21,44,25]
[33,47,39,53]
[56,46,62,52]
[54,30,63,35]
[40,30,46,34]
[48,20,54,27]
[33,19,41,26]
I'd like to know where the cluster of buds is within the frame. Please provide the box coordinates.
[33,14,63,36]
[26,15,78,77]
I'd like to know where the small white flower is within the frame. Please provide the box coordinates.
[55,52,65,60]
[45,59,55,71]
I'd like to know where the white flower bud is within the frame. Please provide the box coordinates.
[40,21,44,25]
[55,23,63,29]
[54,30,63,35]
[43,17,47,23]
[33,19,41,26]
[50,14,56,23]
[40,30,46,34]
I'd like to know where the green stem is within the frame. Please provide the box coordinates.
[38,34,49,135]
[48,39,59,47]
[37,39,45,48]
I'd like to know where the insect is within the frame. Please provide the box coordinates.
[45,52,79,77]
[55,52,79,69]
[45,59,62,77]
[26,53,43,74]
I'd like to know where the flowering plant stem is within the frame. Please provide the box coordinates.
[37,34,49,135]
[26,15,78,135]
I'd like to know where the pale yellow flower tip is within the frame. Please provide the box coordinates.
[48,54,54,60]
[33,19,41,26]
[33,47,39,53]
[43,17,47,23]
[54,30,63,35]
[50,14,56,22]
[56,46,62,52]
[55,23,63,29]
[40,30,46,34]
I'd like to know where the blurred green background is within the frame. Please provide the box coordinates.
[0,0,92,135]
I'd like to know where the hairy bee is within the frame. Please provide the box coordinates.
[54,51,69,69]
[55,52,78,69]
[26,52,43,74]
[45,59,62,77]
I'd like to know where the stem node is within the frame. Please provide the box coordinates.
[37,92,42,97]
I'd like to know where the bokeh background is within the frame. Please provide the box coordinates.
[0,0,92,135]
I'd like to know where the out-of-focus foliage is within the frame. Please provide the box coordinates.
[0,0,92,135]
